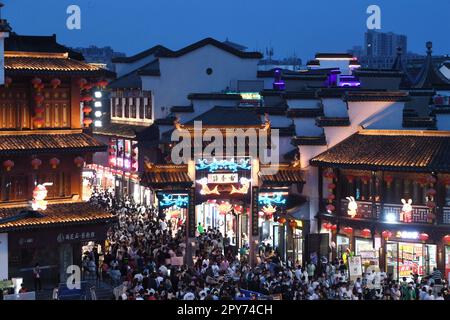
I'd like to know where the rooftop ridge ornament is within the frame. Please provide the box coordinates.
[159,194,189,208]
[196,158,251,173]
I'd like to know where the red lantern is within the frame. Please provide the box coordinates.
[361,176,371,185]
[342,226,353,234]
[81,95,94,102]
[426,201,436,209]
[51,78,61,89]
[33,117,44,128]
[327,194,336,201]
[326,204,335,213]
[426,188,437,196]
[427,176,437,185]
[328,183,336,190]
[34,106,45,114]
[419,233,429,242]
[289,220,298,229]
[346,175,355,183]
[37,83,45,91]
[330,224,337,232]
[83,118,93,126]
[258,211,265,218]
[322,222,331,230]
[361,228,371,238]
[78,78,88,89]
[31,158,42,170]
[3,160,14,172]
[278,217,287,225]
[97,79,109,88]
[384,175,393,186]
[49,157,60,169]
[82,106,92,114]
[4,76,12,88]
[382,230,393,240]
[74,156,85,168]
[34,93,44,104]
[31,77,42,88]
[443,235,450,244]
[417,177,427,186]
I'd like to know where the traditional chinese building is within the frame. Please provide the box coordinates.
[0,22,116,283]
[139,106,305,265]
[310,129,450,280]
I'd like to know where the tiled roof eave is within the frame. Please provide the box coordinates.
[0,216,116,233]
[0,145,107,155]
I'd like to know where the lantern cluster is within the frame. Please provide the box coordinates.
[323,168,337,214]
[79,78,94,128]
[131,143,138,173]
[425,175,437,222]
[322,222,337,232]
[32,77,45,128]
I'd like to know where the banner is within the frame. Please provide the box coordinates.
[0,233,8,280]
[251,187,259,237]
[348,255,363,282]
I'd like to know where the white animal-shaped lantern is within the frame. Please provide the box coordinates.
[31,184,49,211]
[401,199,413,223]
[346,196,358,218]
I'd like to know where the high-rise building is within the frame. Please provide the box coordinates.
[365,30,407,57]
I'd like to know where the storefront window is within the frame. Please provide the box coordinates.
[446,246,450,281]
[355,238,378,272]
[386,241,437,281]
[337,235,350,260]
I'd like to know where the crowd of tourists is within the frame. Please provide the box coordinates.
[84,190,450,301]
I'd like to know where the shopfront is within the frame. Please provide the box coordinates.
[7,222,110,283]
[385,231,437,281]
[156,192,188,236]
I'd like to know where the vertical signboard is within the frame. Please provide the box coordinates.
[0,233,8,280]
[251,186,259,237]
[188,187,196,237]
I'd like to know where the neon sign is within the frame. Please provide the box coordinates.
[159,194,189,208]
[196,158,251,173]
[258,192,287,206]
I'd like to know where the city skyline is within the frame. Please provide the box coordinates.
[2,0,449,62]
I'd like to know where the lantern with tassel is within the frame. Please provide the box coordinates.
[4,76,12,88]
[3,160,14,172]
[342,226,353,234]
[384,175,394,187]
[382,230,393,241]
[289,220,298,229]
[278,217,287,225]
[419,233,429,243]
[31,77,42,89]
[31,158,42,170]
[74,156,85,168]
[443,234,450,244]
[51,78,61,89]
[83,118,93,127]
[49,157,60,169]
[361,228,371,238]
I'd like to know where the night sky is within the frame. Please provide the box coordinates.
[3,0,449,61]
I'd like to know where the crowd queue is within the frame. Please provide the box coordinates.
[83,190,450,301]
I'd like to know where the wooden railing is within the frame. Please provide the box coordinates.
[339,199,432,224]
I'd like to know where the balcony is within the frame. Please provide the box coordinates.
[339,199,433,224]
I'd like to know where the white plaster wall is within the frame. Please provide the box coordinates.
[287,99,321,109]
[436,114,450,130]
[318,60,351,75]
[142,45,259,120]
[439,66,450,80]
[323,98,349,118]
[294,118,323,136]
[114,54,158,78]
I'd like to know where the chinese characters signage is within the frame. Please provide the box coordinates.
[208,173,239,184]
[251,187,259,237]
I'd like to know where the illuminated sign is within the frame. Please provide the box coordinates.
[196,158,251,173]
[258,192,287,206]
[208,173,239,184]
[396,231,419,240]
[158,193,189,208]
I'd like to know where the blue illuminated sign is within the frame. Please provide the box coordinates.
[159,194,189,208]
[196,158,251,173]
[258,193,287,206]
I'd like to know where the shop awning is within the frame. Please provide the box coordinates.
[140,164,193,188]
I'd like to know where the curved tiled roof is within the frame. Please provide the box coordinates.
[310,130,450,172]
[0,202,116,232]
